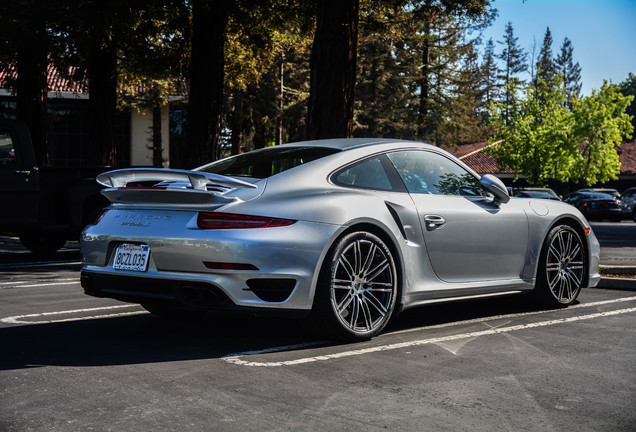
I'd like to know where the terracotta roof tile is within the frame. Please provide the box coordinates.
[619,140,636,175]
[451,139,636,176]
[0,63,87,93]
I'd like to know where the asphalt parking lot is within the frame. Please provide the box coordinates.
[0,221,635,431]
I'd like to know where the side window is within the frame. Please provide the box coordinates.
[0,129,17,166]
[333,156,393,191]
[387,150,486,197]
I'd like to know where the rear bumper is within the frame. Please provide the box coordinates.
[81,213,342,312]
[80,270,309,317]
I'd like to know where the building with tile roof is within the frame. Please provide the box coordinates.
[451,139,636,194]
[0,64,178,167]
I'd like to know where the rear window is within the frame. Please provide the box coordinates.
[198,146,340,179]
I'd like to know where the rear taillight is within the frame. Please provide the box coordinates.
[197,212,296,229]
[94,209,108,225]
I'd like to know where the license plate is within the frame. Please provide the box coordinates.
[113,244,150,272]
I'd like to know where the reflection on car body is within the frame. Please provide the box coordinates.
[514,187,561,201]
[514,191,561,200]
[81,138,601,341]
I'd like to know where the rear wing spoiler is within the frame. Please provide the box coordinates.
[96,168,259,206]
[97,168,257,190]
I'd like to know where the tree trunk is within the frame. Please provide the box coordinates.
[417,8,433,140]
[185,0,229,167]
[230,91,244,155]
[276,59,284,146]
[16,17,49,167]
[87,23,118,166]
[152,103,163,167]
[307,0,359,140]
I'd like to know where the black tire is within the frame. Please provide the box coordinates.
[19,231,67,256]
[307,231,398,341]
[534,225,586,308]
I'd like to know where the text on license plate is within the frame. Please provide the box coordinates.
[113,244,150,272]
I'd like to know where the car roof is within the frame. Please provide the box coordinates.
[279,138,436,152]
[578,191,615,199]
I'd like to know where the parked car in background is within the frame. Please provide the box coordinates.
[564,191,623,222]
[576,188,621,200]
[620,187,636,221]
[0,120,109,254]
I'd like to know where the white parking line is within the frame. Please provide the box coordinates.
[0,281,79,289]
[222,296,636,367]
[0,305,145,325]
[0,278,78,286]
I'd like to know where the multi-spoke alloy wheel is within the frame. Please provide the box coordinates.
[309,231,397,341]
[536,225,586,307]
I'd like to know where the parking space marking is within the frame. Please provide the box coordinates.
[1,305,145,325]
[0,278,78,286]
[222,296,636,367]
[390,295,636,336]
[0,281,79,289]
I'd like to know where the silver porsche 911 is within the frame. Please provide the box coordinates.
[80,138,601,341]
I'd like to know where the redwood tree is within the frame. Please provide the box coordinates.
[184,0,229,167]
[307,0,359,139]
[86,6,118,167]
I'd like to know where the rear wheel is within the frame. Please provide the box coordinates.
[534,225,585,308]
[19,231,67,256]
[308,231,398,341]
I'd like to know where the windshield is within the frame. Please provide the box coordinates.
[197,146,340,179]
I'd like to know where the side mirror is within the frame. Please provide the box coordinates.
[480,174,510,204]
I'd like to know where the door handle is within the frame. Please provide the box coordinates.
[424,215,446,231]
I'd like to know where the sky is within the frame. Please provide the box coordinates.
[482,0,636,95]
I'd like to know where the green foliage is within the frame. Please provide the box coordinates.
[536,27,557,84]
[487,77,573,186]
[556,37,582,104]
[618,72,636,132]
[354,0,495,146]
[487,78,634,186]
[571,82,634,184]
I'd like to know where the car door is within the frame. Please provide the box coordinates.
[386,150,528,283]
[0,124,39,225]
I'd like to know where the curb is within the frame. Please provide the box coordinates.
[597,277,636,290]
[598,265,636,290]
[599,265,636,276]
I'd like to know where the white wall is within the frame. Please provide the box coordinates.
[130,105,170,167]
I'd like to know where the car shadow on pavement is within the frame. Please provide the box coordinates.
[0,312,315,371]
[0,294,555,371]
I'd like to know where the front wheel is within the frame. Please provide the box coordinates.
[307,231,398,341]
[534,225,586,308]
